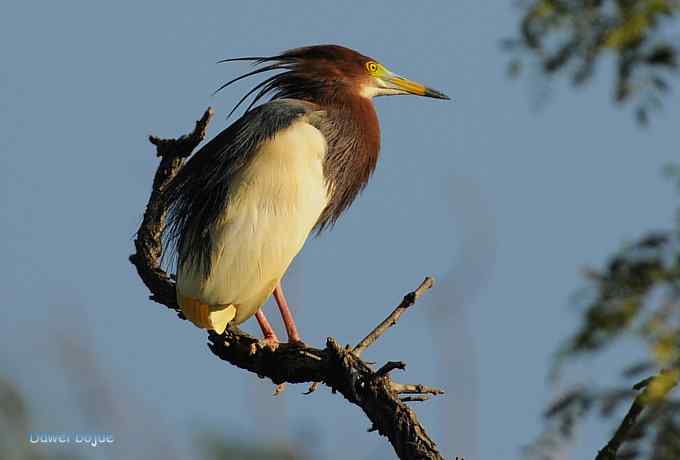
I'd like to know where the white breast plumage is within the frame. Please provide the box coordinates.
[176,119,328,333]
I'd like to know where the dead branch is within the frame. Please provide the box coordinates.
[130,108,454,460]
[354,277,434,357]
[391,383,445,396]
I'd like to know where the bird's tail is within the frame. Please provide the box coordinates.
[178,296,236,334]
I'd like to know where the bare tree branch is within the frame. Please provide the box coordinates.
[354,277,435,357]
[376,361,407,377]
[391,383,445,396]
[401,396,432,403]
[129,108,214,312]
[130,109,455,460]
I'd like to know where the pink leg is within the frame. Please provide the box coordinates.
[273,282,303,344]
[255,309,279,350]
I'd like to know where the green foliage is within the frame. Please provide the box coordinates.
[525,381,680,460]
[506,0,680,124]
[557,166,680,367]
[524,173,680,459]
[562,230,680,365]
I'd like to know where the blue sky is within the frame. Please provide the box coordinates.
[1,1,679,459]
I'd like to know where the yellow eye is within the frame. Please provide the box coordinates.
[366,61,379,74]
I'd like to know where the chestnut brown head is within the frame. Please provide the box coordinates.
[216,44,449,115]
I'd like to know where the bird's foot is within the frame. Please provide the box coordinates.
[259,335,280,352]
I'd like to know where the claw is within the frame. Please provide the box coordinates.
[260,336,280,352]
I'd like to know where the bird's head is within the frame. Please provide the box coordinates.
[217,44,449,116]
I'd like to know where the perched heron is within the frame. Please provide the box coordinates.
[163,44,449,347]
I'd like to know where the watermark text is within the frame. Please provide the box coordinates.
[28,432,114,447]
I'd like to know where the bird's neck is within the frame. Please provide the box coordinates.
[314,93,381,230]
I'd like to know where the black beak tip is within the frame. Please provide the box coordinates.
[425,88,451,100]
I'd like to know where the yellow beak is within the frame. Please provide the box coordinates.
[386,74,450,99]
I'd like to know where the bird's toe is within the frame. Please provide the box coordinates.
[260,336,280,352]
